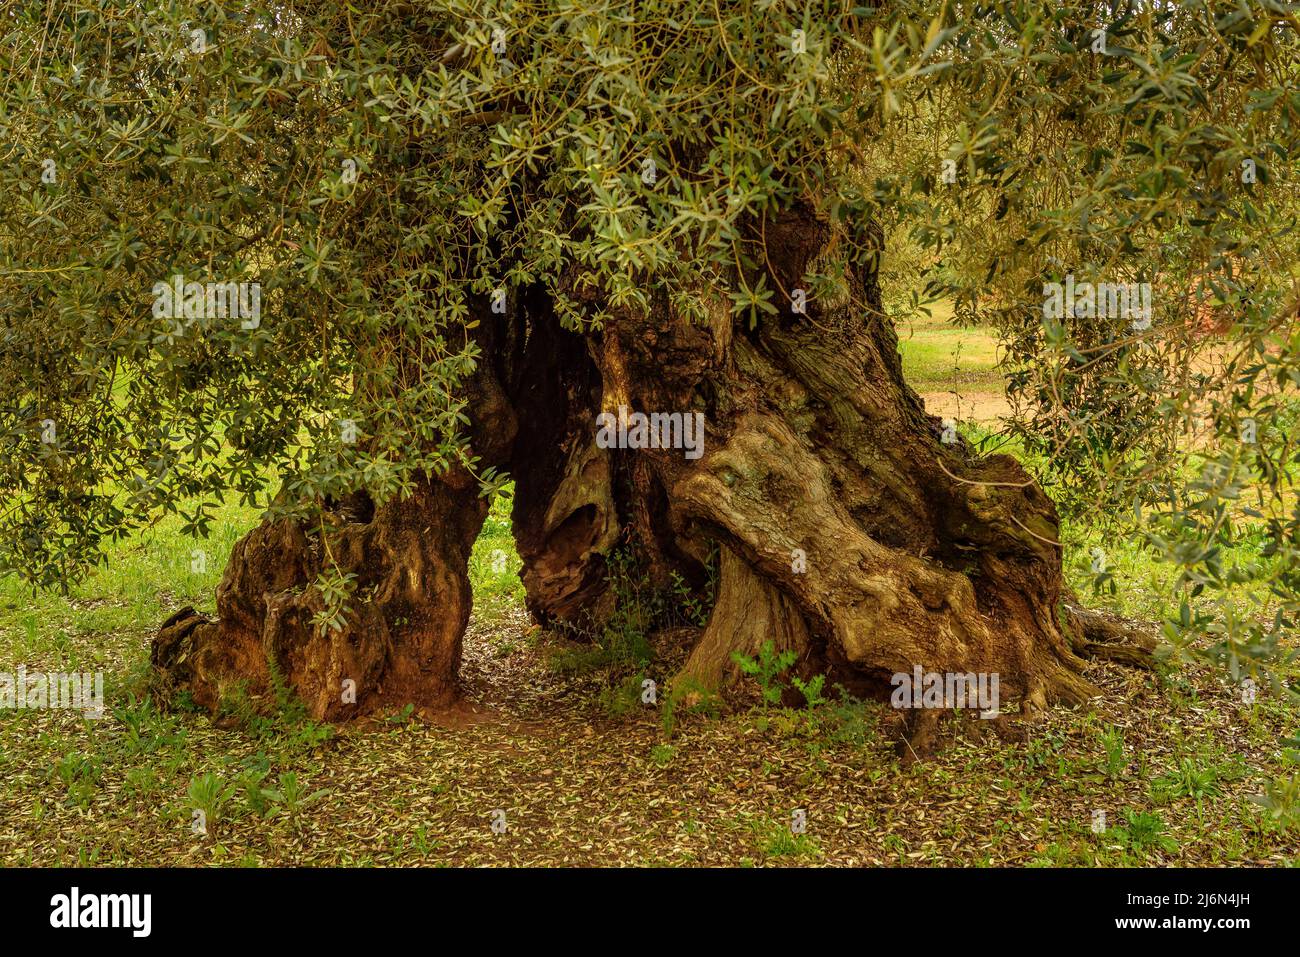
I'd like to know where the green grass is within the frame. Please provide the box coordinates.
[0,497,258,690]
[466,486,526,624]
[895,301,1002,391]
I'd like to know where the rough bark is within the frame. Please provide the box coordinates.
[505,288,620,629]
[153,478,486,720]
[572,203,1101,712]
[153,303,518,720]
[154,200,1115,724]
[504,287,704,634]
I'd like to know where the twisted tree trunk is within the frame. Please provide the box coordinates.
[574,204,1098,711]
[154,479,487,720]
[152,204,1100,722]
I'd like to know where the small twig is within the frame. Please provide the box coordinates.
[934,456,1036,489]
[1010,514,1065,548]
[462,110,506,127]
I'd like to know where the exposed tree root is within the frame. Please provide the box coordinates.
[1062,601,1161,672]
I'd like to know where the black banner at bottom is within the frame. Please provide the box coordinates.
[0,866,1284,943]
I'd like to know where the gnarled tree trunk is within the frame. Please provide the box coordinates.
[153,204,1100,723]
[153,303,519,721]
[573,203,1098,712]
[154,478,487,720]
